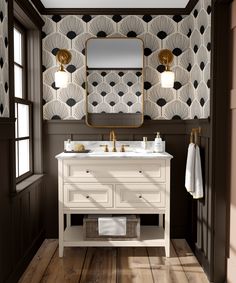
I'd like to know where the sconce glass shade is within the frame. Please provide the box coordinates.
[161,71,175,88]
[55,49,72,88]
[55,68,69,88]
[158,49,174,88]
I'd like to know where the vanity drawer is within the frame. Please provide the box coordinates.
[64,183,113,208]
[115,183,166,208]
[63,160,166,182]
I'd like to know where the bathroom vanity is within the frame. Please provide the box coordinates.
[56,144,172,257]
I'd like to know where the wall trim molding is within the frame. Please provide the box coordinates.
[15,0,44,28]
[43,118,210,135]
[30,0,45,15]
[31,0,198,15]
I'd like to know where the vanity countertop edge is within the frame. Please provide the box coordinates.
[55,151,173,160]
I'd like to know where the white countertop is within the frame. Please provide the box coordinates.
[56,151,173,160]
[56,141,173,160]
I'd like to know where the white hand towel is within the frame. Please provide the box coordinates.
[192,145,204,199]
[185,143,196,192]
[98,217,126,236]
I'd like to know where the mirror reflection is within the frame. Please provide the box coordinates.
[86,38,144,128]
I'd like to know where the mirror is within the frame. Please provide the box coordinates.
[85,38,144,128]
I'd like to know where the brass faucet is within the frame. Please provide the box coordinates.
[109,130,117,152]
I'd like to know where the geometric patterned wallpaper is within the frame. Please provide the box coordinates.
[0,0,9,118]
[42,0,211,120]
[87,70,143,114]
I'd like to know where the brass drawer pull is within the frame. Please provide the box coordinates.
[86,170,90,173]
[139,170,142,173]
[139,195,142,198]
[86,195,90,199]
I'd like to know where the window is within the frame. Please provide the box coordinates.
[14,23,33,181]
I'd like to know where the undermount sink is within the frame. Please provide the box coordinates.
[87,150,159,157]
[88,151,137,156]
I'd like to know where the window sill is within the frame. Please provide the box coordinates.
[16,174,44,193]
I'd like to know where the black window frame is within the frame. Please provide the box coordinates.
[14,20,33,183]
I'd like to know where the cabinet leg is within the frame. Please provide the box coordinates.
[165,240,170,257]
[58,208,64,257]
[59,244,64,258]
[164,214,170,257]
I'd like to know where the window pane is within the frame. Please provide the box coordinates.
[14,28,22,65]
[15,142,19,178]
[14,65,23,98]
[15,103,18,138]
[19,139,30,176]
[18,104,29,138]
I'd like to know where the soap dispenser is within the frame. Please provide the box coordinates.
[154,132,163,153]
[65,139,72,151]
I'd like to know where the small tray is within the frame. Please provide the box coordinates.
[64,149,91,153]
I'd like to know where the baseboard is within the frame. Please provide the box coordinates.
[195,244,212,282]
[6,229,45,283]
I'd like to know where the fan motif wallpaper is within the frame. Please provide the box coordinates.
[87,69,143,114]
[42,0,211,120]
[0,0,9,118]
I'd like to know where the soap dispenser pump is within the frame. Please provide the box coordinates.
[154,132,163,153]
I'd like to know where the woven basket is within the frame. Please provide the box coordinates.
[83,215,140,241]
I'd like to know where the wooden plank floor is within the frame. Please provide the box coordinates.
[19,239,209,283]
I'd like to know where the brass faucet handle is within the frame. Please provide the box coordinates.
[120,144,130,152]
[100,144,109,152]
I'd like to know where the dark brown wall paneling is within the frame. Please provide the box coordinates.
[195,1,231,282]
[43,119,210,251]
[31,0,198,15]
[0,120,45,283]
[213,1,230,282]
[186,120,212,276]
[9,179,45,283]
[0,120,15,283]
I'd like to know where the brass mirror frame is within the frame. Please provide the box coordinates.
[85,37,144,129]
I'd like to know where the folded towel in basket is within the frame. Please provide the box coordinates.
[98,217,127,236]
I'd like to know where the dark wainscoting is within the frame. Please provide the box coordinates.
[8,179,45,283]
[43,118,211,259]
[0,119,15,283]
[186,121,212,278]
[0,120,45,283]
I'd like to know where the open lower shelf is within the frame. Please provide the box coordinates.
[63,225,165,247]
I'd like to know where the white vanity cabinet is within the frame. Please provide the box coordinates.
[56,152,172,257]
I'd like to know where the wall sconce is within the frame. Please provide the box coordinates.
[158,49,175,88]
[55,49,72,88]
